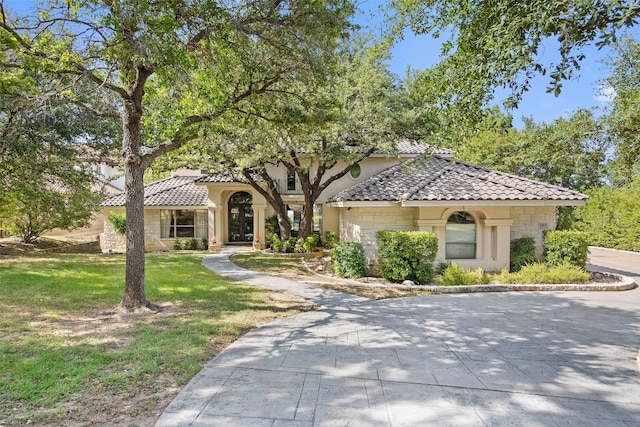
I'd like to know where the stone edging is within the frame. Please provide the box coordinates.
[301,260,637,293]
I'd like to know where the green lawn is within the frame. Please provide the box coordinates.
[230,252,313,276]
[0,252,312,426]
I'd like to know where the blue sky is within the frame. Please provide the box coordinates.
[4,0,637,128]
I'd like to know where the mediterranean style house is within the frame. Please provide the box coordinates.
[101,141,588,271]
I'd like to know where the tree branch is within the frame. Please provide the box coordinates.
[318,147,375,194]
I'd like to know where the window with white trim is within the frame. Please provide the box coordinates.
[445,211,476,259]
[160,209,208,239]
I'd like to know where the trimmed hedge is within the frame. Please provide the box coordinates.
[332,242,368,278]
[510,236,536,272]
[376,230,438,285]
[543,230,590,269]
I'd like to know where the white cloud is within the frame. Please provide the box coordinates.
[595,84,616,103]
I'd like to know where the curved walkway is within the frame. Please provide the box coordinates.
[157,250,640,426]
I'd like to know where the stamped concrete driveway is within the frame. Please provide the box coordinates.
[157,248,640,426]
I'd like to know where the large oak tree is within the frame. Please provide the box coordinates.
[181,35,434,244]
[0,0,353,311]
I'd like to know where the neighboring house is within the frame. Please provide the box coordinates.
[46,148,123,238]
[101,142,588,271]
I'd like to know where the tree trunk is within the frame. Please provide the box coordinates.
[296,167,318,243]
[277,211,291,242]
[243,167,292,245]
[297,198,315,243]
[120,100,150,311]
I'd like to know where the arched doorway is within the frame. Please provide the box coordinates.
[228,191,253,243]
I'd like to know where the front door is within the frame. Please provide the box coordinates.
[228,191,253,243]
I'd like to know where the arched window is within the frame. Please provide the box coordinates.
[446,211,476,259]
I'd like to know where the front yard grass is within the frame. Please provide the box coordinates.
[0,252,313,426]
[230,251,313,278]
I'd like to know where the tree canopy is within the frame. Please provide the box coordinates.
[161,35,434,245]
[389,0,640,126]
[601,35,640,184]
[0,70,115,242]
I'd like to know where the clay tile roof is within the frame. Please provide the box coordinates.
[388,140,453,156]
[102,176,209,207]
[329,156,588,204]
[195,173,242,183]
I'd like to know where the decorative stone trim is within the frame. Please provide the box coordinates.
[302,268,637,293]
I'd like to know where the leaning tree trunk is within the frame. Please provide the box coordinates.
[243,168,292,245]
[120,100,150,311]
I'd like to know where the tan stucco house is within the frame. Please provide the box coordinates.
[101,142,587,271]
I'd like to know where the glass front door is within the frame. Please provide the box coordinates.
[228,192,253,242]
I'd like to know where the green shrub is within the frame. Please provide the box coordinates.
[283,237,297,253]
[543,230,590,269]
[173,239,182,250]
[107,212,126,236]
[201,237,209,249]
[303,234,319,253]
[510,236,536,272]
[435,261,452,276]
[322,231,340,249]
[436,263,489,286]
[184,238,198,250]
[270,233,283,252]
[376,230,438,285]
[265,215,280,243]
[331,242,368,278]
[491,262,590,284]
[572,179,640,251]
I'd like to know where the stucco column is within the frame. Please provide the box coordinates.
[207,206,215,243]
[206,189,223,248]
[415,219,447,261]
[253,204,268,249]
[485,219,513,270]
[478,219,493,261]
[213,207,223,246]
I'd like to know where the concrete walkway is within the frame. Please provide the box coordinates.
[157,249,640,426]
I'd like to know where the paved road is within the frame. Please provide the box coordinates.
[157,248,640,426]
[588,246,640,284]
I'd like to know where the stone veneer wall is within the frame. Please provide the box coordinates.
[339,206,417,262]
[41,240,101,254]
[101,208,174,252]
[509,206,557,257]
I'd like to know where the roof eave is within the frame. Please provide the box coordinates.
[325,200,401,208]
[400,199,588,207]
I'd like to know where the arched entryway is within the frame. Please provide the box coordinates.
[228,191,253,243]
